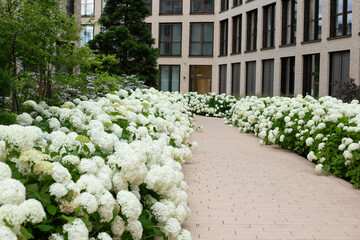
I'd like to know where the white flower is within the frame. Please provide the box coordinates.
[116,190,142,221]
[62,155,80,165]
[163,218,181,238]
[320,157,326,163]
[97,232,112,240]
[315,164,323,174]
[77,192,98,214]
[305,137,314,146]
[0,204,25,226]
[318,143,325,150]
[49,233,64,240]
[0,162,11,181]
[49,118,61,130]
[0,179,26,205]
[279,135,285,142]
[345,160,351,166]
[343,150,353,160]
[52,162,72,184]
[50,183,68,199]
[126,220,143,240]
[16,113,33,126]
[307,151,317,162]
[78,158,99,174]
[0,226,17,240]
[111,216,125,236]
[20,199,46,224]
[63,218,88,240]
[177,229,192,240]
[348,143,359,152]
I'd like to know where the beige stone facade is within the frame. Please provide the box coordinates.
[81,0,360,97]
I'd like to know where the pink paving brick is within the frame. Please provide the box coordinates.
[182,115,360,240]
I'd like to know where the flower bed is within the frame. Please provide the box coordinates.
[184,92,237,118]
[228,95,360,187]
[0,89,193,240]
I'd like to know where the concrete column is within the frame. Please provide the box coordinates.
[319,51,330,97]
[255,8,263,96]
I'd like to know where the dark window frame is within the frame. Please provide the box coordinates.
[219,64,227,94]
[303,53,320,98]
[281,56,295,96]
[246,9,258,51]
[159,65,181,92]
[221,0,229,12]
[263,3,276,49]
[304,0,322,41]
[233,0,242,7]
[220,19,228,56]
[81,0,95,17]
[159,23,182,56]
[160,0,183,14]
[231,62,241,97]
[189,22,214,56]
[330,0,352,37]
[66,0,75,17]
[190,0,214,14]
[282,0,297,45]
[232,14,242,54]
[145,0,152,15]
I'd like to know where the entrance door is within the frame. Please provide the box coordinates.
[190,65,212,94]
[330,51,350,97]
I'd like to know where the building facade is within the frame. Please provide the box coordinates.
[80,0,360,98]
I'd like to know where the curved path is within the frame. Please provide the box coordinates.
[182,115,360,240]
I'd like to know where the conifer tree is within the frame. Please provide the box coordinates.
[88,0,159,87]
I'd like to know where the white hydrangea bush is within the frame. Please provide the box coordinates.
[184,92,237,117]
[229,95,360,185]
[0,88,194,240]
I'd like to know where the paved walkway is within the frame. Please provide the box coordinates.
[182,115,360,240]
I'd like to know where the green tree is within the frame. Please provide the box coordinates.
[88,0,159,87]
[0,0,94,112]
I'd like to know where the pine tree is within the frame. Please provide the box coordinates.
[88,0,159,87]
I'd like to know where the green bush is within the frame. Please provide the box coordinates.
[0,110,17,125]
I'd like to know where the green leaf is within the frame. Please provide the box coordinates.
[74,207,80,214]
[36,224,54,232]
[20,226,34,239]
[61,215,76,223]
[46,205,57,216]
[50,152,58,158]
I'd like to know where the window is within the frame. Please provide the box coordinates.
[282,0,297,45]
[262,59,274,97]
[304,0,322,41]
[221,0,229,12]
[246,61,256,95]
[81,0,94,16]
[232,14,242,54]
[160,0,182,14]
[219,65,227,94]
[303,54,320,97]
[66,0,74,17]
[232,63,241,97]
[80,25,94,46]
[281,57,295,96]
[330,0,352,37]
[330,51,350,97]
[190,23,213,56]
[220,20,228,56]
[145,0,152,14]
[233,0,242,7]
[190,0,214,14]
[263,4,275,48]
[159,23,182,56]
[146,23,152,34]
[246,10,257,51]
[160,65,180,92]
[190,65,212,94]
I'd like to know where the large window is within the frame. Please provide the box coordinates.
[159,23,182,56]
[160,65,180,92]
[221,0,229,12]
[81,0,94,16]
[262,59,274,97]
[282,0,297,45]
[330,0,352,37]
[190,23,213,56]
[219,65,227,94]
[303,54,320,98]
[190,0,214,14]
[281,57,295,96]
[145,0,152,14]
[232,63,241,97]
[263,4,275,49]
[232,14,242,54]
[233,0,242,7]
[304,0,322,41]
[220,20,228,56]
[80,25,94,46]
[160,0,182,14]
[246,10,257,51]
[330,51,350,97]
[246,61,256,95]
[66,0,74,17]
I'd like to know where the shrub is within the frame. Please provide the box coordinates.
[336,78,360,103]
[0,110,17,125]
